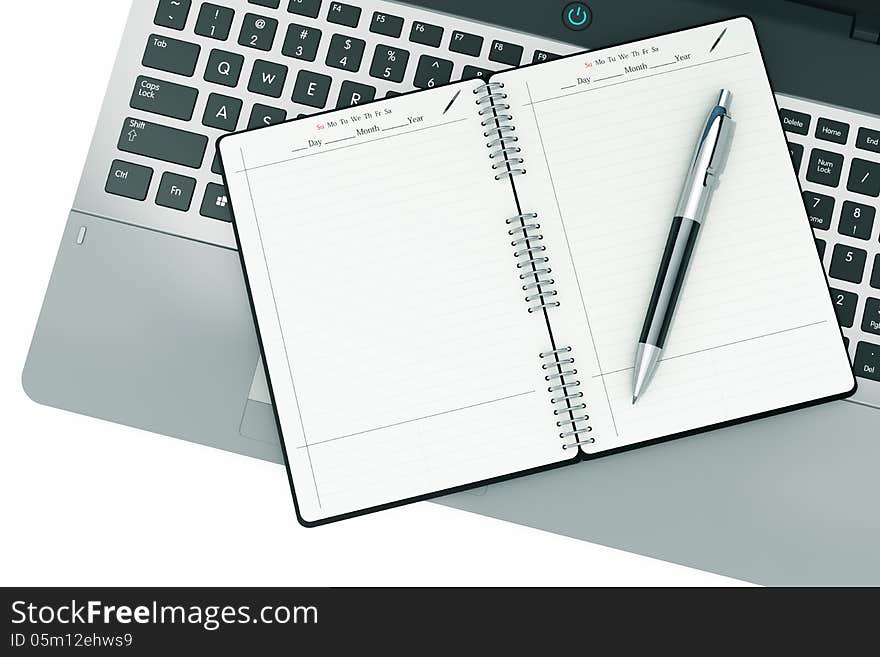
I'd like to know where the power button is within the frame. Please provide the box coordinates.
[562,2,592,31]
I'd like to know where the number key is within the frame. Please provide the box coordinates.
[829,288,858,328]
[413,55,453,89]
[838,201,875,240]
[863,297,880,336]
[802,191,834,231]
[853,341,880,382]
[283,24,322,61]
[239,13,278,51]
[829,244,867,284]
[325,34,366,72]
[195,3,235,40]
[847,158,880,197]
[369,45,409,83]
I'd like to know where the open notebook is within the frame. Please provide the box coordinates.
[220,17,854,525]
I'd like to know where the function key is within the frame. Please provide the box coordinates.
[856,127,880,154]
[143,34,201,77]
[829,243,867,284]
[292,70,332,108]
[838,201,875,240]
[413,55,453,89]
[802,191,834,230]
[288,0,321,18]
[829,288,858,328]
[462,65,494,81]
[449,31,483,57]
[105,160,153,201]
[239,13,279,50]
[327,2,361,27]
[533,50,560,64]
[853,341,880,382]
[154,0,192,30]
[863,297,880,336]
[488,40,523,66]
[815,117,850,144]
[370,11,403,37]
[779,108,811,135]
[788,142,804,172]
[846,158,880,197]
[325,34,366,72]
[195,3,236,40]
[369,45,409,83]
[204,49,245,86]
[805,148,845,187]
[156,172,196,212]
[872,254,880,289]
[283,24,323,61]
[200,183,233,222]
[249,0,281,7]
[409,21,443,47]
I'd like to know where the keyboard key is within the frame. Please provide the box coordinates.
[779,108,811,135]
[488,40,523,66]
[202,93,242,131]
[283,24,322,61]
[292,70,331,107]
[409,21,443,47]
[533,50,560,64]
[248,60,288,97]
[370,11,403,37]
[118,118,207,168]
[788,142,804,172]
[212,148,224,175]
[327,2,360,27]
[449,31,483,57]
[838,201,875,240]
[204,49,244,86]
[802,191,834,230]
[239,13,278,50]
[288,0,321,18]
[155,0,192,30]
[369,45,409,83]
[856,127,880,154]
[248,104,287,129]
[336,80,375,107]
[155,172,196,212]
[105,160,153,201]
[847,158,880,197]
[853,341,880,381]
[413,55,453,89]
[829,243,867,284]
[143,34,200,77]
[200,183,233,222]
[829,288,858,328]
[130,76,198,121]
[815,117,850,144]
[249,0,281,7]
[863,298,880,335]
[195,3,235,40]
[873,255,880,289]
[806,148,845,187]
[462,65,494,81]
[325,34,366,72]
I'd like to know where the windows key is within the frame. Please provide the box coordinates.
[200,183,233,221]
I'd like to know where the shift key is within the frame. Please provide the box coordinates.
[118,117,208,169]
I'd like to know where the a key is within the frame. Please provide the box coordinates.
[200,183,233,222]
[369,45,409,83]
[325,34,366,72]
[195,3,235,40]
[370,11,403,37]
[202,93,242,131]
[815,117,850,145]
[838,201,875,240]
[856,127,880,154]
[292,70,332,107]
[449,31,483,57]
[829,288,858,328]
[863,297,880,336]
[239,13,278,50]
[283,23,322,61]
[779,108,811,135]
[143,34,200,77]
[249,0,280,7]
[248,60,289,97]
[105,160,153,201]
[533,50,560,64]
[117,118,207,168]
[816,238,826,259]
[409,21,443,47]
[336,80,375,107]
[413,55,452,89]
[853,341,880,382]
[462,65,494,81]
[248,104,287,129]
[130,76,198,121]
[806,148,845,187]
[155,0,192,30]
[872,254,880,289]
[802,191,834,230]
[829,243,867,284]
[788,142,804,172]
[211,148,224,175]
[488,40,523,66]
[204,49,244,86]
[846,158,880,197]
[288,0,321,18]
[155,172,197,212]
[327,2,361,27]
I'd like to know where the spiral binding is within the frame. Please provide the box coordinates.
[473,82,525,180]
[539,347,594,450]
[506,213,559,313]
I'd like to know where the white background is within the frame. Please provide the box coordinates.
[0,1,742,586]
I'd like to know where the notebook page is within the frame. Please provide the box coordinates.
[221,82,569,523]
[496,18,853,453]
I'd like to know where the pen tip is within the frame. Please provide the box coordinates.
[631,395,638,405]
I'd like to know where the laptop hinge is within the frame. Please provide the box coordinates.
[852,11,880,43]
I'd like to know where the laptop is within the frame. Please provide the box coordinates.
[24,0,879,583]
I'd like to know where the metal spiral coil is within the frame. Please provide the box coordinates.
[506,213,559,313]
[538,348,594,450]
[474,81,525,180]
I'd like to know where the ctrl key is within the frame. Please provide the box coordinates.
[853,341,880,382]
[105,160,153,200]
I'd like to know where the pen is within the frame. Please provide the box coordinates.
[632,89,736,404]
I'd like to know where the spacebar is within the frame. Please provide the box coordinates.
[117,117,208,169]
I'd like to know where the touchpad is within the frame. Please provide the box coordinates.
[238,359,280,445]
